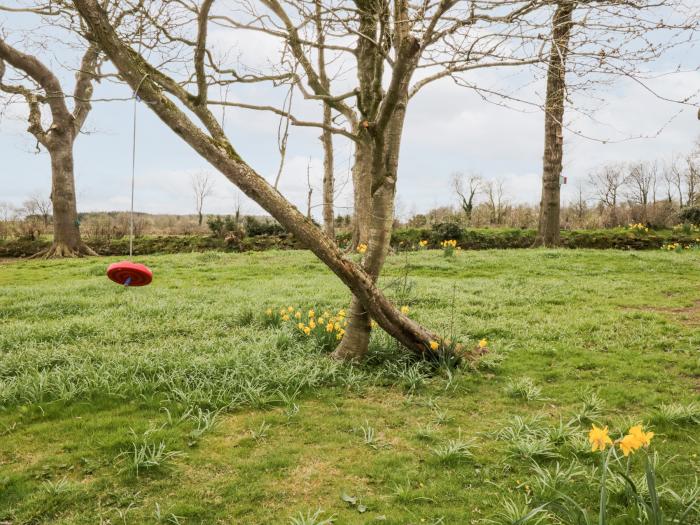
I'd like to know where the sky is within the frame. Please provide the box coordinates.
[1,3,699,222]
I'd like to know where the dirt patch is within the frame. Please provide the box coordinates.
[629,300,700,327]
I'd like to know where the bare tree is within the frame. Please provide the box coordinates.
[571,179,588,222]
[452,172,481,223]
[314,0,334,238]
[0,32,100,257]
[534,0,574,247]
[306,158,313,220]
[191,172,215,225]
[23,192,52,227]
[71,0,558,360]
[232,190,243,227]
[0,202,14,222]
[589,164,625,225]
[684,141,699,206]
[484,179,509,226]
[626,161,658,222]
[532,1,696,245]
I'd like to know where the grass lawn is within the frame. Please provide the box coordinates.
[0,249,699,524]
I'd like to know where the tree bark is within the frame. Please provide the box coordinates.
[534,1,575,248]
[321,105,335,238]
[73,0,440,356]
[350,134,373,248]
[46,136,89,256]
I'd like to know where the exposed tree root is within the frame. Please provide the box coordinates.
[29,242,98,259]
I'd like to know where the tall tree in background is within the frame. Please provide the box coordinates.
[0,36,100,257]
[533,1,697,246]
[533,0,574,247]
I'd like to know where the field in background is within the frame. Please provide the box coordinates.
[1,249,699,523]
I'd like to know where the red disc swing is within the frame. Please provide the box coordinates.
[107,76,153,287]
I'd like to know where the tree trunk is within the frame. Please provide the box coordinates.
[350,134,373,248]
[73,0,439,356]
[534,1,574,248]
[33,136,96,258]
[333,100,406,360]
[321,105,335,238]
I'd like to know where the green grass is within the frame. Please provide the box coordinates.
[0,249,699,524]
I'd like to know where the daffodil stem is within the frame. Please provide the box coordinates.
[599,446,615,525]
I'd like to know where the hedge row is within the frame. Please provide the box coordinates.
[1,228,697,258]
[391,227,700,250]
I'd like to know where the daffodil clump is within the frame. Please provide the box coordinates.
[673,223,700,233]
[420,337,488,366]
[628,223,649,233]
[441,239,460,257]
[266,306,349,352]
[588,423,654,457]
[418,239,429,249]
[661,241,698,252]
[356,243,368,254]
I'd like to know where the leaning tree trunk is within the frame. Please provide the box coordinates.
[73,0,440,356]
[534,1,574,248]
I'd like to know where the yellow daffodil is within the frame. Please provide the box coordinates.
[281,314,289,321]
[318,318,325,325]
[303,326,311,335]
[628,425,654,447]
[419,240,428,247]
[618,433,642,457]
[588,424,613,452]
[357,243,368,254]
[287,306,294,312]
[478,338,488,348]
[326,322,334,332]
[308,310,315,318]
[279,309,286,316]
[309,320,316,329]
[338,309,346,318]
[429,340,439,351]
[297,323,305,330]
[400,305,410,314]
[370,320,377,328]
[294,311,301,319]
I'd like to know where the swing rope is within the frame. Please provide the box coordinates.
[129,74,149,258]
